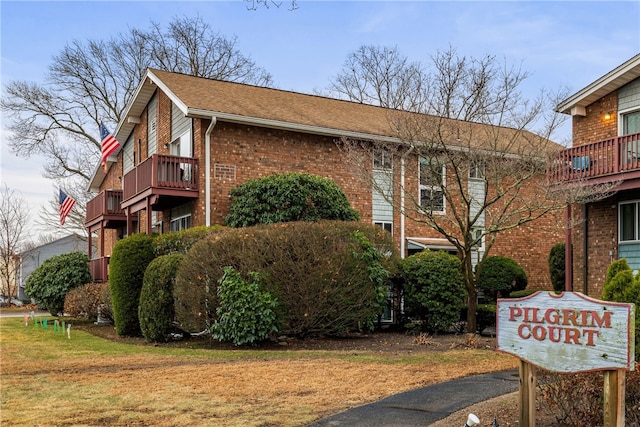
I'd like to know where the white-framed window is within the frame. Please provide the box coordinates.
[373,149,393,170]
[419,157,445,214]
[374,221,393,235]
[622,109,640,135]
[469,160,485,180]
[619,200,640,242]
[170,204,192,232]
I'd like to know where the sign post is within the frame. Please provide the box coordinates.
[497,291,635,427]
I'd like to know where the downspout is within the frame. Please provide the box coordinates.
[400,146,415,258]
[205,117,217,226]
[583,204,588,295]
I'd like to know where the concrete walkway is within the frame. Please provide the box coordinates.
[307,369,519,427]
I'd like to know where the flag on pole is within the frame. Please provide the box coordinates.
[59,190,76,226]
[100,122,120,173]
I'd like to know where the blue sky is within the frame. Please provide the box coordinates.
[1,0,639,239]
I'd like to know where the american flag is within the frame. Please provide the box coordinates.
[100,122,120,173]
[59,190,76,226]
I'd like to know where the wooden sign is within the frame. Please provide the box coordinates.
[497,291,635,373]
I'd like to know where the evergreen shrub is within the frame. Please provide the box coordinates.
[109,233,155,336]
[139,254,183,342]
[64,282,111,320]
[477,256,527,301]
[153,225,223,256]
[548,242,565,292]
[25,251,91,315]
[401,250,466,333]
[175,221,396,337]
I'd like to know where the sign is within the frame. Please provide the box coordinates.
[497,291,635,373]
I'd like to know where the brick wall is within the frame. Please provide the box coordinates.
[572,92,618,146]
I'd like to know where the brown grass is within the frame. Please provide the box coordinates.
[1,317,517,426]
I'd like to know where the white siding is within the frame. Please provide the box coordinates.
[619,78,640,112]
[372,170,393,223]
[147,94,157,155]
[123,133,134,174]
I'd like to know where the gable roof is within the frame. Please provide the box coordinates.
[90,68,555,190]
[556,53,640,115]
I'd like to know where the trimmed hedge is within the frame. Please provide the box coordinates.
[139,254,184,343]
[225,173,360,227]
[175,221,396,337]
[109,233,155,336]
[64,282,111,321]
[477,256,527,301]
[401,250,466,333]
[548,242,565,292]
[153,225,223,256]
[25,251,91,315]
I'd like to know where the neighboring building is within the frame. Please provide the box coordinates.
[17,234,89,300]
[550,53,640,298]
[0,252,19,299]
[86,68,563,294]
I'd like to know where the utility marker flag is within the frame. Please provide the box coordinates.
[59,190,76,226]
[100,122,120,173]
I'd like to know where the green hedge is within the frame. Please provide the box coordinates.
[175,221,396,337]
[109,233,155,336]
[477,256,527,301]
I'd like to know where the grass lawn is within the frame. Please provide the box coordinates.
[1,316,517,426]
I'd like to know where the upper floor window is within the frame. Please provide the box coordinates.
[623,110,640,135]
[469,161,485,180]
[419,157,445,214]
[373,149,392,170]
[620,200,640,242]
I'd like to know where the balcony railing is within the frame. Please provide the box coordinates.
[122,154,198,201]
[548,132,640,183]
[85,190,125,224]
[89,257,110,283]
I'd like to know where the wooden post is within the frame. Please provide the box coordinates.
[603,369,625,426]
[519,360,536,427]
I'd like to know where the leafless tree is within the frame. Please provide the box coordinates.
[327,45,428,111]
[1,15,273,230]
[339,47,575,333]
[0,185,29,300]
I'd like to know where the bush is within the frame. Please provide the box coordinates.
[509,289,540,298]
[401,250,466,333]
[477,256,528,301]
[109,233,156,336]
[476,304,496,333]
[211,267,279,346]
[64,282,111,321]
[153,225,223,256]
[601,259,640,361]
[548,242,565,292]
[25,252,91,315]
[139,254,183,343]
[538,366,640,425]
[225,173,360,227]
[175,221,396,337]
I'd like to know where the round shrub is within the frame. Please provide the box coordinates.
[139,254,183,342]
[153,225,223,256]
[175,221,396,337]
[64,282,111,320]
[477,256,528,301]
[211,267,279,346]
[401,250,466,333]
[225,173,360,227]
[548,242,565,292]
[109,233,155,336]
[25,251,91,315]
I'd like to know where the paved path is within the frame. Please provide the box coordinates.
[307,369,519,427]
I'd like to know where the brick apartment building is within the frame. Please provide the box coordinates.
[550,53,640,298]
[86,68,563,289]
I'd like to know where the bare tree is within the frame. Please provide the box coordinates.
[339,47,574,333]
[327,45,428,111]
[0,185,29,301]
[1,15,273,230]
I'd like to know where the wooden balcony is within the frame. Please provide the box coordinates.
[85,190,126,229]
[121,154,199,212]
[89,257,110,283]
[548,132,640,190]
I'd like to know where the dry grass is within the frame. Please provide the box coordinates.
[1,317,517,426]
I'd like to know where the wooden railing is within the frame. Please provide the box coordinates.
[548,132,640,183]
[88,257,110,283]
[123,154,198,201]
[86,190,124,223]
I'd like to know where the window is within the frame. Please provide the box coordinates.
[419,157,445,213]
[623,110,640,135]
[469,161,485,180]
[170,215,191,232]
[620,201,640,242]
[374,221,393,235]
[373,149,392,170]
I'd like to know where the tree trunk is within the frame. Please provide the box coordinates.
[466,286,478,333]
